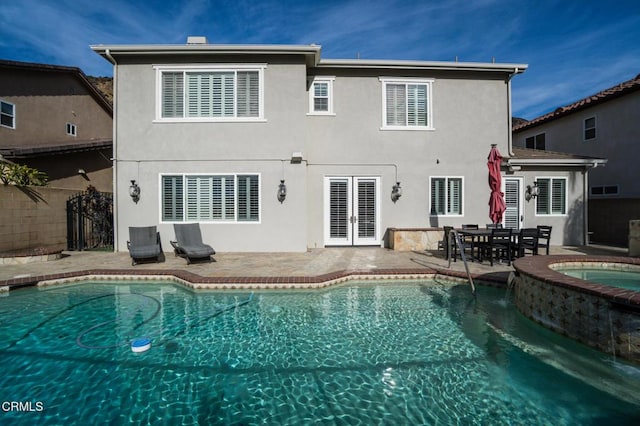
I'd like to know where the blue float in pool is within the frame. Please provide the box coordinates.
[131,337,151,353]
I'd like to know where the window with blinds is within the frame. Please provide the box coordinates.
[329,180,349,239]
[308,77,335,115]
[161,174,259,222]
[159,67,263,120]
[380,78,433,129]
[535,178,566,215]
[430,177,463,216]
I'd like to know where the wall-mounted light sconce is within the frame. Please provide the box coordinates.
[391,181,402,203]
[77,168,90,180]
[525,181,539,201]
[129,179,141,204]
[277,179,287,203]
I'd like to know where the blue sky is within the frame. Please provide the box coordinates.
[1,0,639,119]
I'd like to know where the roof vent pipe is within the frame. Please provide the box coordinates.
[187,36,208,45]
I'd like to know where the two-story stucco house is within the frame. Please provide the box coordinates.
[92,39,603,253]
[0,59,113,191]
[513,73,640,246]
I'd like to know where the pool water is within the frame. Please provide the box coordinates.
[561,268,640,291]
[1,281,640,425]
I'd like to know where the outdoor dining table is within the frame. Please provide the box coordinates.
[455,228,491,261]
[453,228,523,262]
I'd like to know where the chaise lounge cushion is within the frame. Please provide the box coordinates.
[127,226,162,265]
[171,223,215,263]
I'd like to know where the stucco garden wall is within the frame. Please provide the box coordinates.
[0,185,78,253]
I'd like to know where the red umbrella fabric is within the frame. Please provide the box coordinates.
[487,145,506,224]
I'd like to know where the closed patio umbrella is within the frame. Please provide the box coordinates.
[488,144,505,224]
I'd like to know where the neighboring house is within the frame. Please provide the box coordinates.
[0,59,113,191]
[513,73,640,246]
[91,38,602,253]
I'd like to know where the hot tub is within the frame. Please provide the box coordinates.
[512,255,640,364]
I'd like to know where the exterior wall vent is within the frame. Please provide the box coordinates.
[187,36,208,45]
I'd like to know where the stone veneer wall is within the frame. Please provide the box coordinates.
[387,228,443,251]
[513,256,640,364]
[0,185,79,253]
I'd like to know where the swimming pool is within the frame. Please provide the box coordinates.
[560,268,640,291]
[1,280,640,424]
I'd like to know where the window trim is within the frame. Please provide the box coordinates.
[584,116,596,141]
[534,176,567,216]
[1,99,15,129]
[307,76,335,116]
[379,77,434,131]
[525,132,546,150]
[429,176,464,217]
[590,184,619,197]
[66,122,77,136]
[159,173,262,224]
[154,64,266,123]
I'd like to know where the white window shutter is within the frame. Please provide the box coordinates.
[162,72,184,118]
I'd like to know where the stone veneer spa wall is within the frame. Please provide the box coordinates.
[512,256,640,364]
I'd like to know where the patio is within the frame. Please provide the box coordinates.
[0,244,628,291]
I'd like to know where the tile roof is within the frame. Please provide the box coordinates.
[0,139,112,158]
[513,72,640,132]
[509,147,603,162]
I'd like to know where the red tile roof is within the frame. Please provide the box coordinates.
[513,72,640,132]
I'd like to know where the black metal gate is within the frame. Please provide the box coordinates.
[66,189,113,251]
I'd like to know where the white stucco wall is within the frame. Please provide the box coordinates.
[113,55,518,252]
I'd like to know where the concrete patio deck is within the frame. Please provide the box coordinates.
[0,244,629,291]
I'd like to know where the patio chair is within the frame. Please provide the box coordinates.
[170,223,215,264]
[513,228,539,258]
[438,226,454,259]
[480,228,513,266]
[460,224,480,260]
[127,226,162,266]
[486,223,503,229]
[536,225,552,255]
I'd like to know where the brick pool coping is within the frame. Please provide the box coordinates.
[0,266,507,292]
[513,255,640,307]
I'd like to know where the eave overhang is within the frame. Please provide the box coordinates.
[505,157,608,169]
[91,44,323,67]
[317,59,527,74]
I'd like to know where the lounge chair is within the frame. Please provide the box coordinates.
[170,223,215,264]
[127,226,162,266]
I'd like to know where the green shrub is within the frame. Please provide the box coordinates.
[0,161,48,186]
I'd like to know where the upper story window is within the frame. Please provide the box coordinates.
[536,177,566,215]
[155,65,265,122]
[584,116,596,140]
[525,133,545,150]
[430,176,463,216]
[308,77,335,115]
[380,78,433,130]
[1,100,15,129]
[161,173,260,223]
[66,122,77,136]
[591,185,619,196]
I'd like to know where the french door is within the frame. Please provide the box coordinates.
[503,177,524,230]
[324,176,380,246]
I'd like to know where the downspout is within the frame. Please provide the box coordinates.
[583,167,589,245]
[506,68,519,157]
[105,49,119,252]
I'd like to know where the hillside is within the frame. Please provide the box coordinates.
[87,76,113,105]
